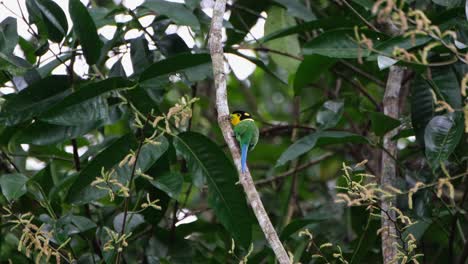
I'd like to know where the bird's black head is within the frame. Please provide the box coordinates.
[230,110,253,126]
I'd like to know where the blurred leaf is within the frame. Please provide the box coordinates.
[69,0,103,64]
[303,29,385,58]
[261,16,357,43]
[0,75,71,126]
[369,111,401,136]
[370,35,431,60]
[130,36,154,75]
[140,53,211,81]
[294,55,336,95]
[18,37,37,64]
[114,212,145,233]
[34,0,69,42]
[0,173,29,202]
[229,50,288,85]
[109,58,126,77]
[227,0,270,45]
[0,17,18,53]
[411,68,462,147]
[277,131,369,166]
[67,134,138,204]
[12,120,103,145]
[432,0,461,7]
[158,34,190,57]
[173,132,253,248]
[424,112,463,169]
[280,218,324,240]
[150,172,183,199]
[0,53,32,76]
[143,0,200,29]
[316,99,344,130]
[265,6,301,76]
[40,77,135,125]
[272,0,316,21]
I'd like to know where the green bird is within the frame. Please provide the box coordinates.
[230,110,259,173]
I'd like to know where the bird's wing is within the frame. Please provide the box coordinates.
[234,121,253,146]
[249,124,259,151]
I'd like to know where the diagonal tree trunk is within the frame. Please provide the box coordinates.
[208,0,290,263]
[381,65,405,263]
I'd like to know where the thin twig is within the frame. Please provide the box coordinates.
[209,1,290,263]
[333,69,381,111]
[339,0,381,32]
[116,114,151,264]
[339,60,386,88]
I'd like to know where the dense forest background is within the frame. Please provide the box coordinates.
[0,0,467,263]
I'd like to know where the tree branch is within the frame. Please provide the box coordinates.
[208,1,290,263]
[380,65,405,264]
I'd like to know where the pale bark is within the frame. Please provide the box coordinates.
[208,1,290,263]
[381,65,405,263]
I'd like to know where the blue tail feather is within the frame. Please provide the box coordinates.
[241,144,248,173]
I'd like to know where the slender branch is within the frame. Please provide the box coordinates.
[256,153,333,187]
[338,60,386,88]
[233,46,304,61]
[208,2,290,263]
[380,65,405,264]
[71,139,81,171]
[339,0,381,32]
[333,69,381,111]
[0,151,20,173]
[116,115,151,264]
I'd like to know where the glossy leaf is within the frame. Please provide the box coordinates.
[35,0,69,42]
[69,0,103,65]
[369,111,401,137]
[424,113,463,169]
[13,121,103,145]
[294,55,336,95]
[316,99,344,130]
[272,0,316,21]
[40,77,135,125]
[0,17,18,53]
[277,131,368,166]
[303,29,385,58]
[114,212,145,233]
[67,134,138,204]
[265,6,301,76]
[143,0,200,30]
[0,173,29,202]
[0,75,71,126]
[173,132,253,248]
[139,53,211,82]
[150,172,184,199]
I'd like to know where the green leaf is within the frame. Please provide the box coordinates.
[115,136,170,182]
[150,172,183,199]
[303,29,385,58]
[114,212,145,233]
[432,0,461,7]
[272,0,316,21]
[261,16,357,43]
[0,53,32,76]
[294,55,336,95]
[370,35,431,60]
[411,68,462,147]
[227,0,270,45]
[143,0,200,30]
[12,120,104,145]
[40,78,134,125]
[0,75,71,126]
[69,0,103,65]
[139,53,211,82]
[130,36,154,75]
[173,132,253,248]
[0,17,18,53]
[0,173,29,202]
[34,0,68,43]
[369,112,401,137]
[316,99,344,130]
[264,6,301,76]
[277,131,368,166]
[18,37,37,64]
[228,50,287,85]
[67,134,138,204]
[424,113,463,169]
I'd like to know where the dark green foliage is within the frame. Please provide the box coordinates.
[0,0,466,263]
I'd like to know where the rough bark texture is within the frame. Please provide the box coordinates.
[208,1,290,263]
[381,65,404,263]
